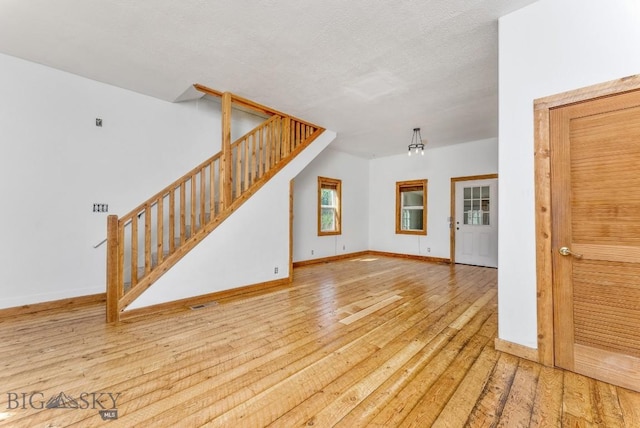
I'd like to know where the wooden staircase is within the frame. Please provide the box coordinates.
[106,85,324,322]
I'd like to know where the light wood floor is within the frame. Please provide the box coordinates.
[1,256,639,427]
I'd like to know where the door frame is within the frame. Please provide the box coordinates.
[450,174,498,264]
[534,74,640,366]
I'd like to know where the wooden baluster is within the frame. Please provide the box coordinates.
[144,205,151,275]
[157,197,164,265]
[282,118,286,158]
[235,145,242,198]
[288,120,293,151]
[277,117,283,162]
[209,159,215,218]
[280,118,286,157]
[169,188,175,253]
[244,138,249,191]
[264,126,271,173]
[258,128,264,179]
[131,216,138,287]
[251,132,258,184]
[200,168,206,226]
[284,117,291,155]
[266,122,271,169]
[272,121,277,166]
[180,181,186,245]
[282,120,286,152]
[217,158,221,213]
[288,119,293,152]
[273,119,282,162]
[218,155,224,213]
[190,175,197,232]
[273,118,278,162]
[296,121,301,149]
[106,215,119,323]
[272,120,278,163]
[251,133,257,185]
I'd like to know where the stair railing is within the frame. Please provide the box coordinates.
[106,89,324,322]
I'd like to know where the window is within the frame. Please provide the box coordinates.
[318,177,341,235]
[463,185,490,225]
[396,179,427,235]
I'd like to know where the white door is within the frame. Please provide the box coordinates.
[454,179,498,267]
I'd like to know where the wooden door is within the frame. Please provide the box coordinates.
[550,89,640,391]
[454,178,498,268]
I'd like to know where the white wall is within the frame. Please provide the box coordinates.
[0,52,263,309]
[498,0,640,348]
[292,149,369,262]
[369,138,498,260]
[128,131,336,309]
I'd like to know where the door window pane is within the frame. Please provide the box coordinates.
[463,185,490,226]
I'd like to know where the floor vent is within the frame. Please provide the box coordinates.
[190,301,218,310]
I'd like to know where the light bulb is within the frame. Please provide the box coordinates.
[421,148,424,156]
[415,147,419,154]
[408,150,411,156]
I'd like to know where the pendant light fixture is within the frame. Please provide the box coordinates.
[407,127,425,156]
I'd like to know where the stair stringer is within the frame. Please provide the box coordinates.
[125,130,336,311]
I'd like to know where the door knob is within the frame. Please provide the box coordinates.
[559,247,582,259]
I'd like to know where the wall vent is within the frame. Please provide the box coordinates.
[190,301,218,310]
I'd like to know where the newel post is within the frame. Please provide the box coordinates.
[221,92,233,209]
[106,215,120,323]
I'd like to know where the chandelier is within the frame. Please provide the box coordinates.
[407,127,425,156]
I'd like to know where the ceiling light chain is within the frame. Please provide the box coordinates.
[407,127,425,156]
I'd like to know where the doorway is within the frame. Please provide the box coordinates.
[535,75,640,392]
[450,174,498,267]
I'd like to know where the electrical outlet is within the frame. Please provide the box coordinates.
[342,245,346,251]
[93,203,108,213]
[311,250,314,255]
[427,247,431,253]
[274,267,278,274]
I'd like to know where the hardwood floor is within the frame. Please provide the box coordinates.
[1,256,639,427]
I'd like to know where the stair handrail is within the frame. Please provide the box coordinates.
[193,84,320,130]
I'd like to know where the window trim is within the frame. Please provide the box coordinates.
[395,179,427,235]
[318,176,342,236]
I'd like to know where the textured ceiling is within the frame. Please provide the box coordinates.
[0,0,537,158]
